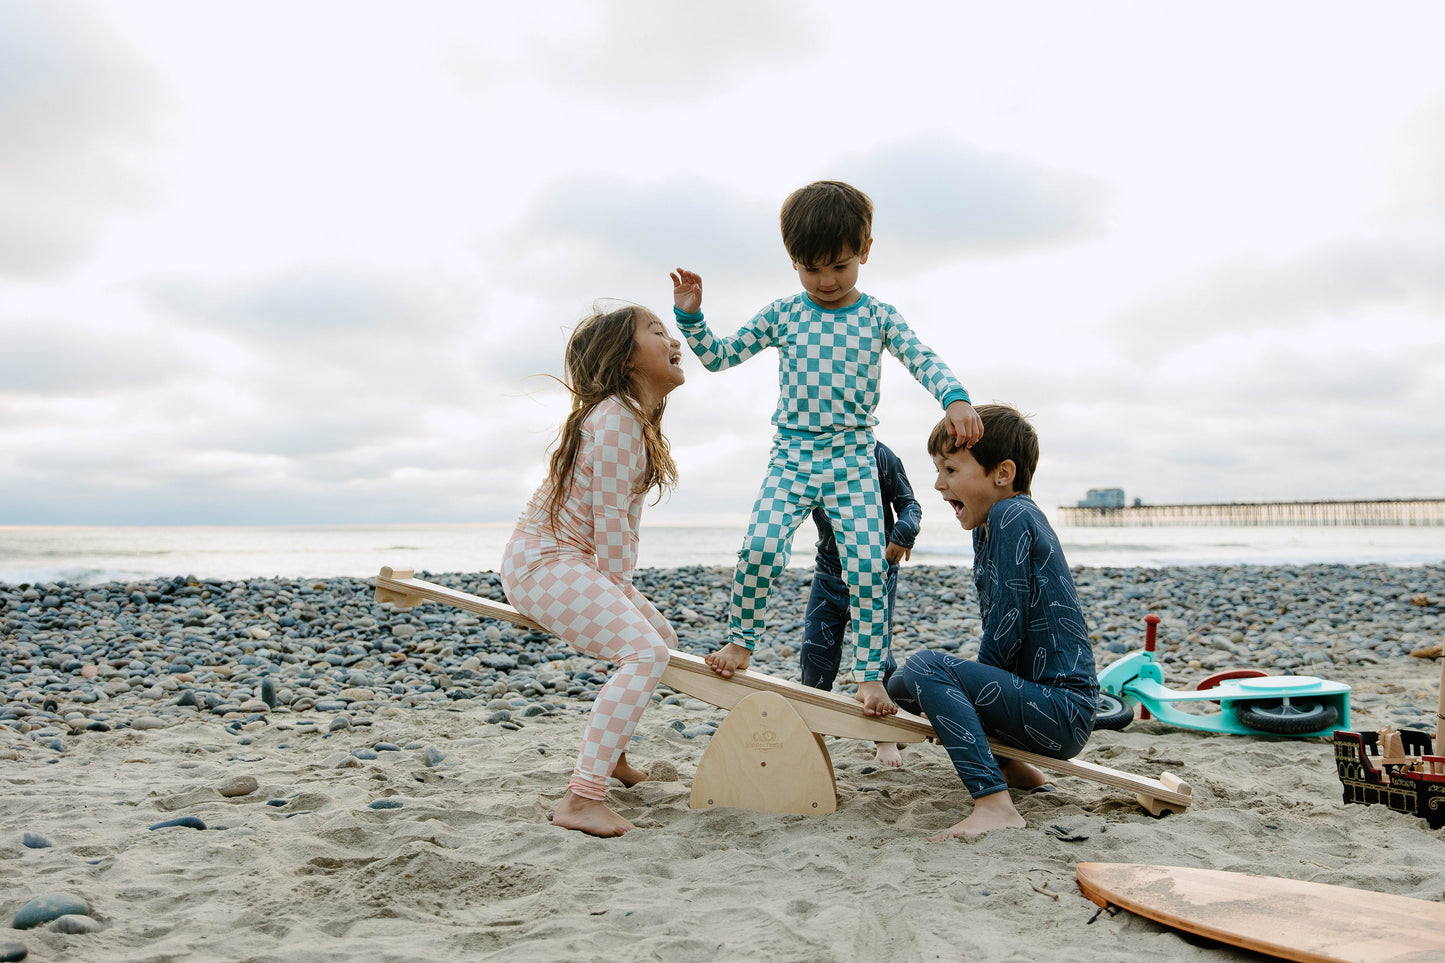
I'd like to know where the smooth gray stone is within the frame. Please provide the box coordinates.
[148,816,206,831]
[13,893,88,930]
[368,799,403,809]
[423,746,445,766]
[21,832,51,849]
[0,940,26,961]
[217,776,258,797]
[49,914,103,934]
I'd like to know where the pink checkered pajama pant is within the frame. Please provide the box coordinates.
[501,540,673,800]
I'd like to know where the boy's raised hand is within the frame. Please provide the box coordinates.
[671,268,703,315]
[945,399,983,448]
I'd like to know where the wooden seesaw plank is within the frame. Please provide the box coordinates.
[373,566,927,742]
[373,567,1192,812]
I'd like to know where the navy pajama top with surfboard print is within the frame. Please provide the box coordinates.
[888,495,1098,797]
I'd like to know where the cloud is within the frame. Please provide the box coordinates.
[0,321,184,396]
[3,3,1443,528]
[0,368,556,524]
[1016,328,1445,506]
[836,137,1108,263]
[509,175,779,283]
[539,0,812,102]
[507,138,1108,296]
[1107,232,1445,357]
[1387,89,1445,219]
[0,3,167,278]
[0,260,573,524]
[142,268,470,338]
[134,265,572,396]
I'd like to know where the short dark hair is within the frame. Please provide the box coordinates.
[927,404,1039,494]
[779,180,872,268]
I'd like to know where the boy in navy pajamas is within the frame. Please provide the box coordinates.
[671,180,981,718]
[800,440,919,767]
[888,404,1098,839]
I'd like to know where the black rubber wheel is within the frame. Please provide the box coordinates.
[1094,692,1134,730]
[1236,698,1339,735]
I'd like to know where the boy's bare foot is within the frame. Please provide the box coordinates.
[927,791,1025,841]
[551,790,635,837]
[873,742,903,768]
[612,752,648,788]
[1000,757,1049,790]
[855,680,898,717]
[704,642,751,677]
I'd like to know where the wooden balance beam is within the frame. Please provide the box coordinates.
[373,566,1192,817]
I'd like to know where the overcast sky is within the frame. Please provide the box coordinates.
[2,1,1443,527]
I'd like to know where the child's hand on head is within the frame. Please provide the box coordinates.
[671,268,703,315]
[945,400,983,448]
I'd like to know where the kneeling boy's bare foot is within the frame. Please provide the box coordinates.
[927,791,1025,841]
[855,680,898,717]
[1000,757,1050,790]
[704,642,751,678]
[612,752,648,788]
[551,790,635,837]
[873,742,903,768]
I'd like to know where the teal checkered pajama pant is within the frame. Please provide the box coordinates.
[731,428,892,681]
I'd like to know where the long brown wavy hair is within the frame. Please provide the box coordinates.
[544,303,679,530]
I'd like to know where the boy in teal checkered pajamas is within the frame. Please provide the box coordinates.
[670,180,982,717]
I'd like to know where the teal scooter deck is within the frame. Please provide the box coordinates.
[1097,615,1351,737]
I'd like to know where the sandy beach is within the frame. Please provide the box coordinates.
[4,564,1445,961]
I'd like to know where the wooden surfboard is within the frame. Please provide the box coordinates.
[1076,863,1445,963]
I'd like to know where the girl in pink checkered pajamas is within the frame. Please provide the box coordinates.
[501,303,686,837]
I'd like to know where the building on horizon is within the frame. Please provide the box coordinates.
[1077,488,1126,509]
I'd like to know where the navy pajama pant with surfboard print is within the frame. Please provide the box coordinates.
[731,428,892,681]
[886,651,1094,798]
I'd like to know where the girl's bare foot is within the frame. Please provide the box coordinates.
[551,790,635,837]
[1000,757,1049,790]
[855,680,898,717]
[704,642,751,677]
[612,752,648,788]
[873,742,903,768]
[926,790,1026,841]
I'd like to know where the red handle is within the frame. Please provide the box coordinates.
[1144,613,1160,652]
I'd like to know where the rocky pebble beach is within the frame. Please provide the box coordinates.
[4,564,1443,741]
[4,563,1444,961]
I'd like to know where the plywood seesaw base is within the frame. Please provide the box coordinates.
[373,567,1193,816]
[691,691,838,815]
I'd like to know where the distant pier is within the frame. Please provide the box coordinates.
[1057,497,1445,527]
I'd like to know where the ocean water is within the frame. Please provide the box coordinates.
[1,520,1441,586]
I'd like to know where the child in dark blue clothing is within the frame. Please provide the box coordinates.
[887,404,1098,840]
[800,440,920,767]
